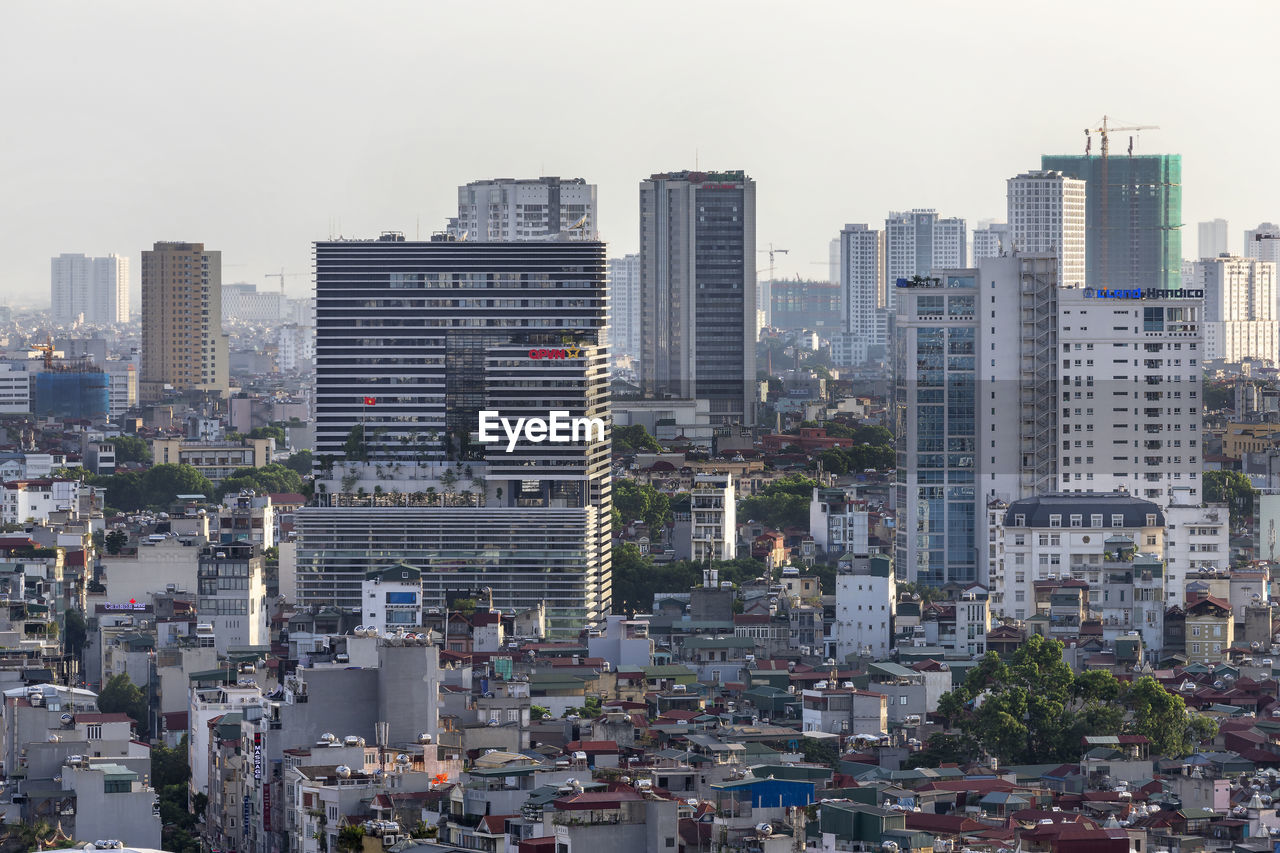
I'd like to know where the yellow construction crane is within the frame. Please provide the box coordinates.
[1084,115,1159,158]
[32,335,54,370]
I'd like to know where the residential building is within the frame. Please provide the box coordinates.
[1184,595,1233,664]
[690,473,735,562]
[0,362,32,413]
[884,209,966,313]
[449,176,597,241]
[105,358,137,418]
[639,170,756,426]
[196,542,267,654]
[222,283,288,323]
[360,564,422,634]
[50,253,129,325]
[140,241,229,400]
[217,491,275,549]
[1190,255,1278,365]
[1,479,82,525]
[1057,285,1203,505]
[1244,222,1280,266]
[972,221,1010,262]
[833,553,895,661]
[770,279,842,335]
[608,253,641,363]
[302,237,611,634]
[801,687,888,735]
[1008,170,1087,288]
[59,759,161,849]
[1199,218,1228,259]
[835,223,888,367]
[810,487,869,555]
[150,436,272,486]
[1163,503,1230,603]
[1040,153,1182,290]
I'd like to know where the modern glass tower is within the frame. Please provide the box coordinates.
[639,170,756,426]
[1040,154,1182,289]
[301,235,611,633]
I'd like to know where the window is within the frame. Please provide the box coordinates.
[1049,514,1062,528]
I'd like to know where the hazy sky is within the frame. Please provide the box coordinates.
[4,0,1278,307]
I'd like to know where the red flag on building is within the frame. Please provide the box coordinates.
[363,396,377,406]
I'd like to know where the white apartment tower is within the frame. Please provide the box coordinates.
[884,210,966,312]
[1191,256,1278,366]
[972,221,1010,262]
[1198,219,1228,259]
[1057,287,1203,506]
[1244,222,1280,266]
[450,177,597,241]
[608,254,641,364]
[689,474,736,562]
[50,253,129,325]
[835,223,887,366]
[1008,171,1086,289]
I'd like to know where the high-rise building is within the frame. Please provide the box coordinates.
[608,254,641,364]
[1057,286,1203,506]
[140,242,228,401]
[449,177,597,241]
[1040,153,1182,289]
[300,235,611,634]
[50,253,129,325]
[1244,222,1280,266]
[639,170,756,425]
[833,223,887,367]
[1190,255,1278,366]
[971,221,1010,262]
[1198,218,1228,259]
[892,254,1059,586]
[1007,171,1087,288]
[884,210,966,313]
[222,283,289,323]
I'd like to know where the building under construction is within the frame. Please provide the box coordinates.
[33,359,109,421]
[1041,151,1182,291]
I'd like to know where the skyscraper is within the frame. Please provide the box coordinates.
[50,253,129,325]
[1040,153,1181,289]
[1191,255,1278,366]
[301,235,611,634]
[140,242,227,401]
[1244,222,1280,266]
[892,254,1060,586]
[1007,170,1087,288]
[608,254,641,364]
[449,177,597,241]
[833,223,887,367]
[1198,218,1228,259]
[639,170,756,425]
[884,210,966,312]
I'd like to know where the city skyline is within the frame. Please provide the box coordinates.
[5,1,1280,304]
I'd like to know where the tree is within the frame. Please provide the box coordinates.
[105,529,128,555]
[1126,676,1216,757]
[97,673,148,736]
[285,450,314,477]
[111,435,152,465]
[1204,470,1255,526]
[343,424,368,462]
[905,732,980,769]
[613,479,671,531]
[248,425,287,444]
[142,464,215,507]
[63,609,87,660]
[614,424,662,454]
[217,463,304,499]
[336,825,365,853]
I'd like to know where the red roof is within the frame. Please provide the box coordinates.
[162,711,189,731]
[553,791,644,810]
[478,815,515,834]
[268,493,307,505]
[565,740,621,754]
[75,712,133,723]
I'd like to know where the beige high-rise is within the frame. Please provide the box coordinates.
[140,242,228,401]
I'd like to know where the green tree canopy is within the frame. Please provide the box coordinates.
[284,450,313,477]
[613,479,671,531]
[97,673,148,736]
[614,424,662,454]
[1204,470,1255,526]
[217,463,304,499]
[740,474,818,530]
[248,425,287,443]
[110,435,152,465]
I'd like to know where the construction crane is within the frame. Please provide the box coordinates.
[758,243,790,277]
[264,268,305,295]
[1083,116,1159,288]
[32,335,54,370]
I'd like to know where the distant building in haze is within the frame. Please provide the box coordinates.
[50,253,129,325]
[1190,255,1278,366]
[1198,218,1228,259]
[884,210,966,312]
[1008,170,1087,288]
[972,221,1010,262]
[608,254,641,364]
[1244,222,1280,267]
[449,177,597,241]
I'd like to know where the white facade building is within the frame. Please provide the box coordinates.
[1,479,81,525]
[450,177,597,241]
[972,221,1010,262]
[1164,503,1230,604]
[810,487,869,555]
[835,223,887,367]
[1190,256,1278,365]
[1199,219,1228,259]
[360,564,422,634]
[50,253,129,325]
[0,362,32,413]
[105,359,137,419]
[608,254,641,363]
[884,210,966,313]
[1008,170,1087,289]
[690,474,735,562]
[1244,222,1280,266]
[1057,286,1203,506]
[197,543,268,654]
[222,283,288,323]
[833,552,895,661]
